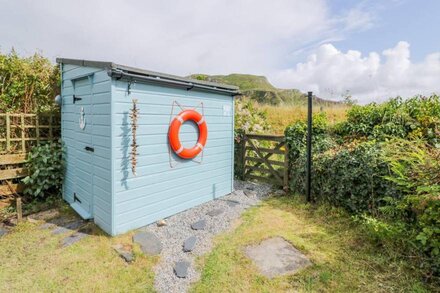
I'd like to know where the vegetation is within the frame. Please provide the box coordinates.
[22,139,64,199]
[0,207,156,292]
[262,103,348,134]
[191,197,432,292]
[0,50,60,113]
[285,95,440,283]
[190,73,341,106]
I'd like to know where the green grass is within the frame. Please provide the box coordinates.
[0,205,156,292]
[191,196,432,293]
[189,73,341,106]
[262,104,349,134]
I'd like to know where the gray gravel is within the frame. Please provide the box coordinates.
[141,180,273,293]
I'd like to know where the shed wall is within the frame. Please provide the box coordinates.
[61,64,113,234]
[111,80,234,234]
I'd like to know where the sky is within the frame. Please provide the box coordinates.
[0,0,439,103]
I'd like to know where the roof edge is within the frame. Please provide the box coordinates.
[56,58,240,94]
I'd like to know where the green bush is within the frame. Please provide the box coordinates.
[335,95,440,147]
[22,139,64,199]
[0,49,60,113]
[234,99,271,178]
[285,112,335,163]
[382,141,440,274]
[289,141,399,213]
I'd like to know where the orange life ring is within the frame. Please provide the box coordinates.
[168,109,208,159]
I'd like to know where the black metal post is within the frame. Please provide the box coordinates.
[306,91,313,202]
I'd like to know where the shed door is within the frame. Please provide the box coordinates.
[70,76,94,219]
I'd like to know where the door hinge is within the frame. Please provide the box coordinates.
[73,192,82,203]
[73,95,82,104]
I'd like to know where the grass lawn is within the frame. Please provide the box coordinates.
[191,196,432,293]
[0,205,157,292]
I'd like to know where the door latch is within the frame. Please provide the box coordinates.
[73,192,82,203]
[84,146,94,152]
[73,95,82,104]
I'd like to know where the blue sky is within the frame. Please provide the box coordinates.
[330,0,440,62]
[0,0,439,102]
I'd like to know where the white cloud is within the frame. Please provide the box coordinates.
[274,41,440,103]
[0,0,379,77]
[0,0,331,75]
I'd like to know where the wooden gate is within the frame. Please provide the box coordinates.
[240,133,289,190]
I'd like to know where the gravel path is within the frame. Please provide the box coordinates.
[140,180,273,293]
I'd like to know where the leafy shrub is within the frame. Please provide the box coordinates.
[0,49,60,113]
[22,139,64,198]
[382,141,440,275]
[234,98,270,135]
[289,141,399,213]
[335,95,440,147]
[285,112,335,163]
[234,98,271,178]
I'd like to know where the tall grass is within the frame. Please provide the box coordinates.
[259,104,350,134]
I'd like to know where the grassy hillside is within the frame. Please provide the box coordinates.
[190,73,340,106]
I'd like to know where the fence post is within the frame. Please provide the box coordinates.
[49,114,53,140]
[6,113,11,152]
[35,114,40,144]
[20,114,26,153]
[241,133,247,180]
[306,91,313,202]
[283,140,289,191]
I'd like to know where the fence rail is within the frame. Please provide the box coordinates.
[0,113,60,197]
[239,133,289,190]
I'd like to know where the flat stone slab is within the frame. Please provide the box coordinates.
[61,232,88,247]
[133,232,162,255]
[206,208,224,217]
[113,244,134,263]
[191,219,206,230]
[183,236,197,252]
[174,260,190,278]
[274,190,286,196]
[52,219,85,235]
[0,227,7,237]
[244,190,257,196]
[40,223,56,230]
[245,237,312,278]
[225,199,240,207]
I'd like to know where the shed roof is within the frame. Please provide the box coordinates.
[57,58,240,95]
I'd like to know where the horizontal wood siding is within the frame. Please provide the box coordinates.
[112,80,234,234]
[61,64,112,234]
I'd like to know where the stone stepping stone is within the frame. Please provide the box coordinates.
[233,190,245,196]
[0,227,7,237]
[133,232,162,255]
[206,208,224,217]
[244,190,257,196]
[52,220,84,235]
[40,223,56,230]
[191,219,206,230]
[225,200,240,207]
[274,190,286,196]
[113,244,134,263]
[183,236,197,252]
[245,237,312,278]
[174,260,190,278]
[61,232,88,247]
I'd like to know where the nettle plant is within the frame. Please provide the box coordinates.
[22,139,64,199]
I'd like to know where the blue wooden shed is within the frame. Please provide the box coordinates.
[56,58,239,235]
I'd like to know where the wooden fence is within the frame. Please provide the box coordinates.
[0,113,60,198]
[239,133,289,190]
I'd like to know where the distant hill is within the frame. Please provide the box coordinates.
[189,73,340,106]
